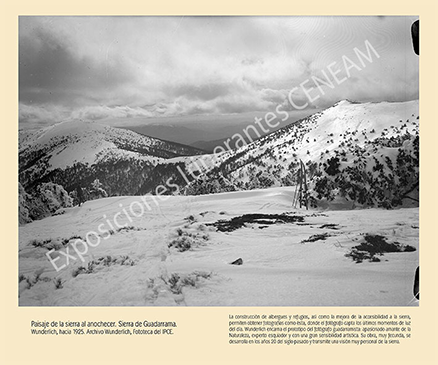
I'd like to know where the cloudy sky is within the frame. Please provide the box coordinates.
[19,16,419,129]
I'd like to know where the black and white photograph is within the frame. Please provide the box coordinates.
[18,16,419,306]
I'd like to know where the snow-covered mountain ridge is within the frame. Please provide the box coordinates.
[19,99,420,215]
[185,100,419,209]
[19,121,204,195]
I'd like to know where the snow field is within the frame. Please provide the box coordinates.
[19,187,419,306]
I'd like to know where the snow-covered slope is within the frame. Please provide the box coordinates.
[185,100,419,208]
[18,187,419,306]
[19,121,203,195]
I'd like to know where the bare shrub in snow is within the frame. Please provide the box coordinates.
[168,228,210,252]
[72,255,135,277]
[163,271,212,294]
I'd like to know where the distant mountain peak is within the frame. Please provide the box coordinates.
[19,121,203,195]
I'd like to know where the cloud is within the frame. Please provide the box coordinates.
[170,82,233,101]
[19,16,419,128]
[19,103,70,126]
[19,26,136,108]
